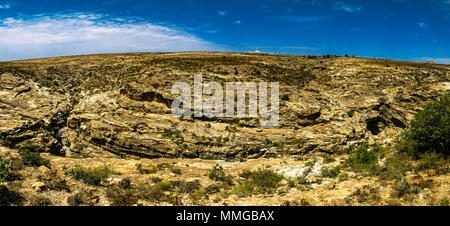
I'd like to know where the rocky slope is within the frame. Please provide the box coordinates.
[0,52,449,206]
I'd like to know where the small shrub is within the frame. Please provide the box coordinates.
[304,158,317,167]
[106,185,138,206]
[156,180,173,191]
[352,188,381,204]
[162,128,182,139]
[131,122,147,132]
[31,196,52,206]
[346,144,380,175]
[207,164,233,185]
[416,152,447,172]
[45,181,70,191]
[296,165,313,185]
[239,170,253,179]
[439,198,450,206]
[234,181,256,198]
[380,152,412,181]
[178,180,201,194]
[320,165,341,178]
[0,159,13,182]
[136,164,156,174]
[234,168,284,197]
[18,150,50,168]
[394,179,419,197]
[135,183,172,203]
[171,168,182,175]
[151,83,160,89]
[272,142,283,148]
[323,155,335,163]
[287,178,296,188]
[247,168,284,189]
[191,188,208,200]
[347,110,355,117]
[337,172,349,182]
[66,165,111,186]
[207,164,225,180]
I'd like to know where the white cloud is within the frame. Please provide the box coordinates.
[217,10,228,16]
[0,13,221,61]
[0,2,11,9]
[233,20,241,24]
[332,1,362,13]
[418,22,428,29]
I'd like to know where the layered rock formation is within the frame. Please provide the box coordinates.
[1,52,448,160]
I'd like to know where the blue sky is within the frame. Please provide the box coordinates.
[0,0,449,63]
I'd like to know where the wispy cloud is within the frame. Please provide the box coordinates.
[277,15,324,23]
[259,5,272,13]
[332,1,362,13]
[217,10,227,16]
[0,13,221,61]
[233,20,241,24]
[418,22,429,29]
[0,1,11,9]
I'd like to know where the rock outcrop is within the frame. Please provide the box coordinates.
[0,53,448,160]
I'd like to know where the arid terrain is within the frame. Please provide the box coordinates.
[0,52,449,206]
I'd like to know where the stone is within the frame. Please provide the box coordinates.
[328,181,336,190]
[63,193,79,206]
[31,182,46,192]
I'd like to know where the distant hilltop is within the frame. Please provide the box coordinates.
[249,48,261,53]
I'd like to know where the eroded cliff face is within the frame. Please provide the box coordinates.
[1,53,449,206]
[1,52,448,159]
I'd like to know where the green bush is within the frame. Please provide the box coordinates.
[135,183,175,204]
[136,164,156,174]
[234,180,257,197]
[18,150,50,168]
[397,94,449,157]
[162,128,182,139]
[247,168,284,189]
[323,155,335,163]
[156,180,173,191]
[347,110,355,117]
[0,159,13,182]
[439,198,450,206]
[31,196,52,206]
[351,187,381,204]
[234,168,284,197]
[394,179,419,197]
[171,168,182,175]
[177,180,202,194]
[106,185,138,206]
[320,165,341,178]
[416,152,447,173]
[207,164,233,185]
[66,165,111,186]
[346,143,380,175]
[380,153,413,181]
